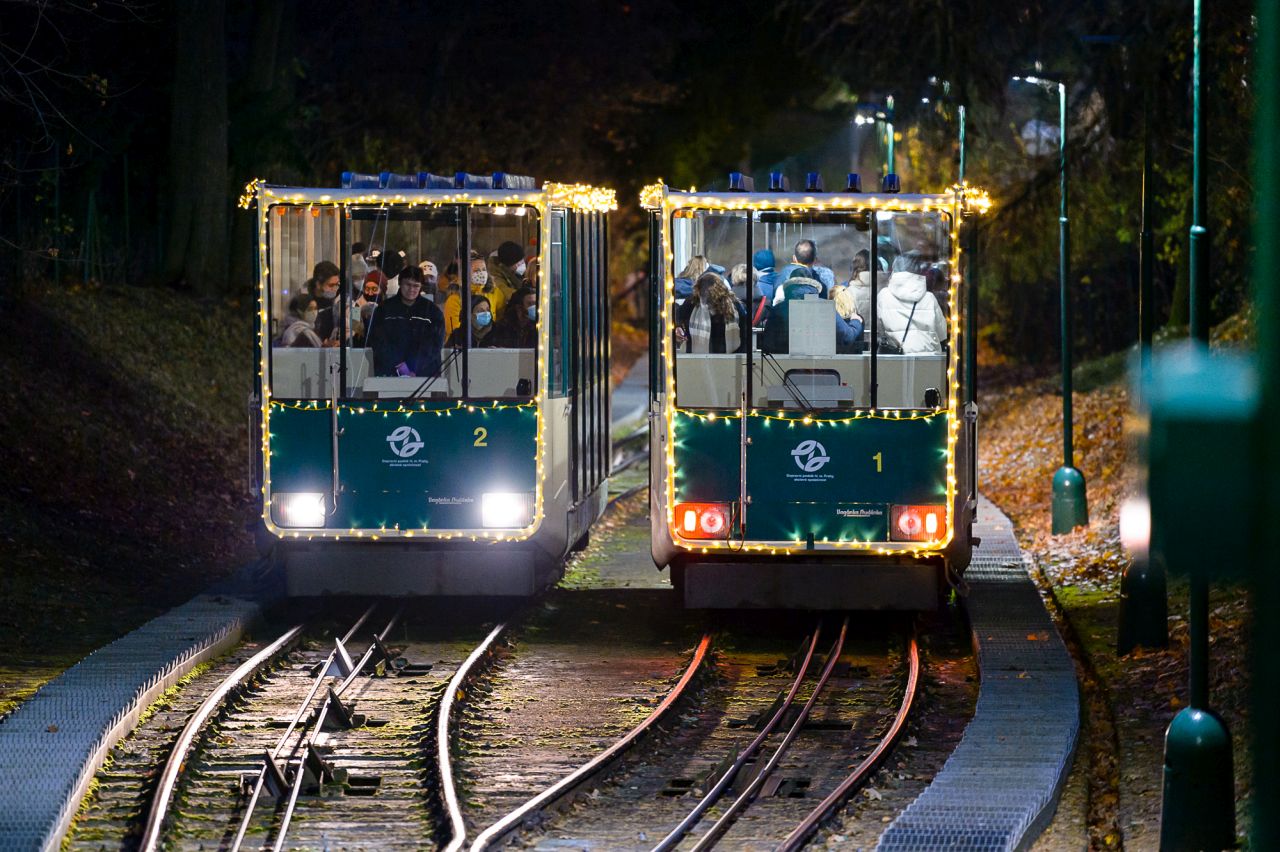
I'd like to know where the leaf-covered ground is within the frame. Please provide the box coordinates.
[981,376,1252,849]
[0,282,256,716]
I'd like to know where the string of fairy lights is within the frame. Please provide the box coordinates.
[640,180,992,555]
[247,178,617,542]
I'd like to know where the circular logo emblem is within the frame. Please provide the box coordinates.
[386,426,424,458]
[791,439,831,473]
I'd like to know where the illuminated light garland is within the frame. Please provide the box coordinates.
[248,178,614,542]
[644,180,988,556]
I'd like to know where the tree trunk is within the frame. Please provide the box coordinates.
[228,0,285,294]
[164,0,228,295]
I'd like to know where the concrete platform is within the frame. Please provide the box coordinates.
[877,498,1080,851]
[0,593,263,851]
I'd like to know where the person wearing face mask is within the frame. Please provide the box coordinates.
[487,240,526,308]
[445,295,498,348]
[444,255,505,339]
[492,284,538,349]
[305,260,343,346]
[280,293,323,347]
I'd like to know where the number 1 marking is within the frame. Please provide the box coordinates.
[473,427,488,447]
[872,452,883,473]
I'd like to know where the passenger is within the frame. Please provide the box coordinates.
[444,255,507,340]
[306,261,342,345]
[877,251,948,354]
[365,265,446,377]
[492,285,538,348]
[350,242,370,292]
[359,271,386,306]
[831,251,872,325]
[445,295,499,348]
[753,249,780,302]
[760,269,864,354]
[674,272,749,353]
[728,263,758,302]
[487,241,526,308]
[418,261,439,302]
[773,239,836,304]
[673,255,710,300]
[280,293,323,347]
[522,256,540,287]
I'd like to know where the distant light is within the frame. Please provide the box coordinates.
[1119,496,1151,557]
[921,97,931,104]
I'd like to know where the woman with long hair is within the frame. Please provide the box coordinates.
[675,272,749,353]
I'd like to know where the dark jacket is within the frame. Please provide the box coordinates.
[675,298,750,353]
[366,295,446,376]
[314,296,339,343]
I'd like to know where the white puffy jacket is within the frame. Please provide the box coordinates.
[876,272,947,354]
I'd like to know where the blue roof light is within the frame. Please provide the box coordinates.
[493,172,536,190]
[845,173,863,192]
[341,171,380,189]
[419,172,454,189]
[728,172,756,192]
[881,173,901,193]
[379,172,419,189]
[768,172,791,192]
[455,172,495,189]
[805,172,824,192]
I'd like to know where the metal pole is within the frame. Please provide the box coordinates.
[1252,5,1280,845]
[1051,79,1088,534]
[886,95,896,175]
[958,104,966,183]
[870,215,879,408]
[1059,81,1072,470]
[1189,0,1209,343]
[1158,3,1235,844]
[1117,83,1170,655]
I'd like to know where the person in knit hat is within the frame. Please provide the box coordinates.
[487,241,526,310]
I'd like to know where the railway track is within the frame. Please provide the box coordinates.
[485,617,921,850]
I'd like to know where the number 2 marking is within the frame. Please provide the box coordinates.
[872,452,883,473]
[473,427,488,447]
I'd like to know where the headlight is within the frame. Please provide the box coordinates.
[272,492,327,528]
[481,492,534,528]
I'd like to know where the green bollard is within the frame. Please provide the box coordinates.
[1117,551,1169,654]
[1160,706,1235,851]
[1050,465,1088,534]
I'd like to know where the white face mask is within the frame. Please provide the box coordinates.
[514,260,527,277]
[472,269,489,286]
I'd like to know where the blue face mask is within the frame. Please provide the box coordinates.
[475,311,492,328]
[526,304,538,321]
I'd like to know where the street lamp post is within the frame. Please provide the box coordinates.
[854,99,896,178]
[1014,74,1089,534]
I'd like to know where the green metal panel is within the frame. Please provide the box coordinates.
[266,404,332,492]
[671,410,948,542]
[267,403,537,530]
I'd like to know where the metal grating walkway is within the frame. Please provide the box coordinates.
[0,594,261,851]
[877,498,1079,851]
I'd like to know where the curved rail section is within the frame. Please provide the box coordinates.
[439,622,509,852]
[139,624,305,852]
[227,604,390,852]
[779,634,921,851]
[469,633,714,851]
[651,623,823,852]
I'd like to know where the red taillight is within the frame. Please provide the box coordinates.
[890,504,947,542]
[674,502,732,540]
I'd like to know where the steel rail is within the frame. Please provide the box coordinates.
[267,609,404,852]
[777,633,921,852]
[650,624,822,852]
[439,622,509,852]
[138,624,305,852]
[229,603,377,852]
[469,632,713,851]
[689,618,849,851]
